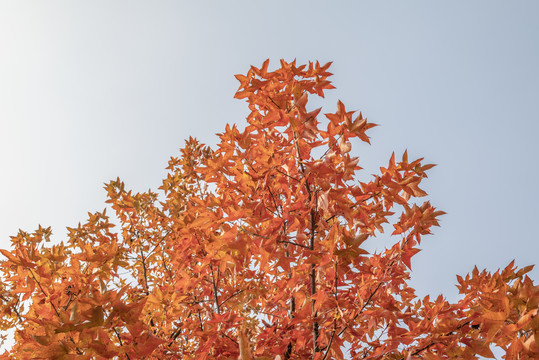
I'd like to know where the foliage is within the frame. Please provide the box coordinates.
[0,60,538,359]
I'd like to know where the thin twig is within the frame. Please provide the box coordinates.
[12,297,24,323]
[209,264,221,314]
[140,248,150,296]
[113,327,132,360]
[29,269,59,317]
[274,168,301,183]
[268,96,282,110]
[29,269,84,355]
[147,230,171,258]
[278,240,311,250]
[220,290,244,306]
[407,320,473,358]
[324,192,381,223]
[321,320,337,360]
[239,227,269,239]
[318,133,343,161]
[337,281,385,337]
[266,184,283,218]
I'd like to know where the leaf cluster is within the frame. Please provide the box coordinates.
[0,60,537,359]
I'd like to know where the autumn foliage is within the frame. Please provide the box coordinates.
[1,60,538,359]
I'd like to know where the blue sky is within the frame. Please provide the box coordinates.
[1,0,538,308]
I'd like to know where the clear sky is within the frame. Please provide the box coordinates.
[0,0,538,311]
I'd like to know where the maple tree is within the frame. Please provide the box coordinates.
[1,59,538,360]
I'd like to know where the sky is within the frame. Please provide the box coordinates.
[0,0,538,335]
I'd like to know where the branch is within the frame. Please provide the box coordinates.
[29,268,84,355]
[220,290,244,306]
[168,313,189,348]
[266,184,282,218]
[324,192,381,223]
[239,226,269,239]
[292,131,308,189]
[29,269,60,317]
[290,128,319,357]
[146,230,171,258]
[63,292,74,311]
[278,239,311,250]
[140,248,150,296]
[281,221,296,360]
[310,196,319,356]
[337,281,385,337]
[12,297,24,323]
[197,310,204,331]
[318,133,343,161]
[335,211,417,339]
[406,320,473,358]
[267,96,282,110]
[321,320,337,360]
[274,168,301,183]
[210,264,221,314]
[139,247,158,330]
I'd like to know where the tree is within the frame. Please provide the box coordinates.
[0,60,538,360]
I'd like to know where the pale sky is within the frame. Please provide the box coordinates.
[1,0,538,309]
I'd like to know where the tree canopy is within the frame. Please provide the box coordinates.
[0,60,537,359]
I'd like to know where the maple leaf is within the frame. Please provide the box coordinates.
[132,331,165,358]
